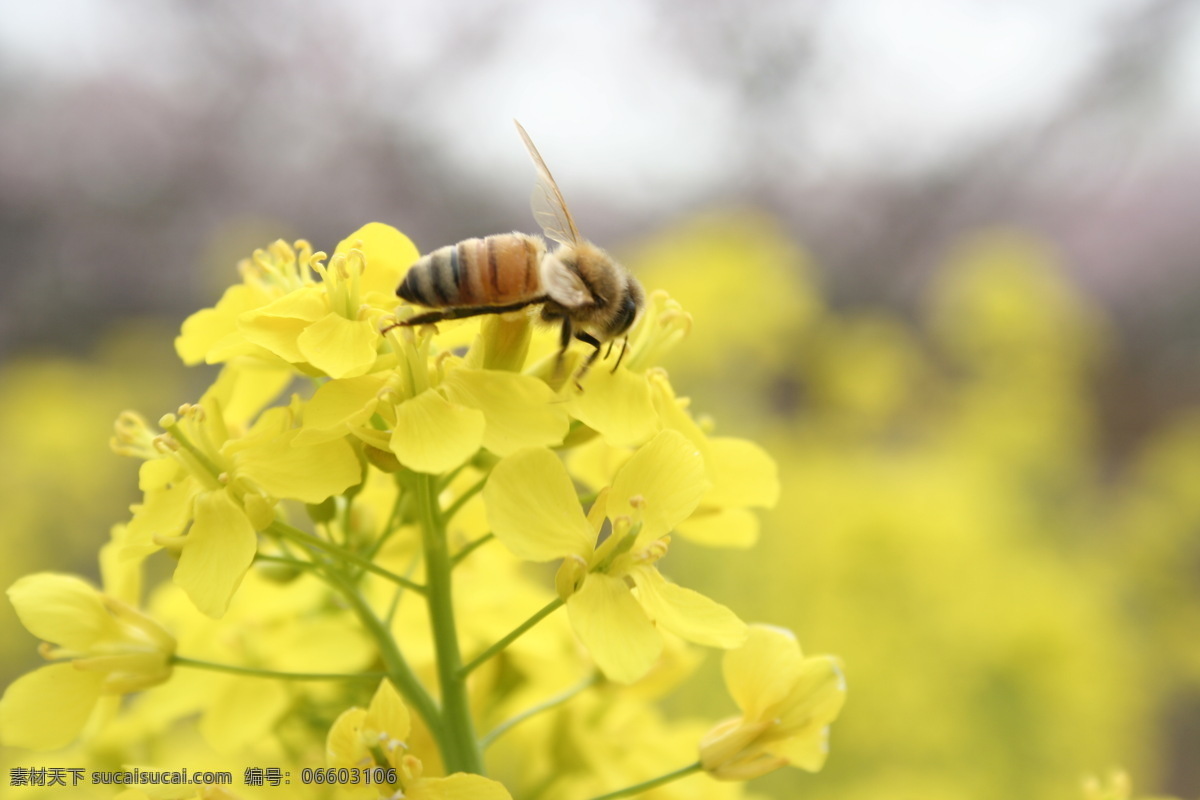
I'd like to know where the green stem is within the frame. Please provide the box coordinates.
[172,655,385,682]
[481,672,598,749]
[443,473,488,522]
[254,553,317,571]
[436,462,470,493]
[267,520,425,594]
[451,532,495,567]
[365,485,411,561]
[459,597,565,678]
[587,762,703,800]
[319,567,447,752]
[417,473,483,774]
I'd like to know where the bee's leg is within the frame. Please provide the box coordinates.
[555,318,573,379]
[604,340,615,359]
[572,332,603,389]
[610,336,629,373]
[384,298,547,333]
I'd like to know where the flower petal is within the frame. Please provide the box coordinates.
[565,436,631,491]
[125,477,196,559]
[567,367,658,448]
[390,391,485,474]
[238,290,327,363]
[764,725,831,772]
[484,447,593,562]
[441,368,568,455]
[176,283,272,365]
[567,573,662,683]
[723,625,806,721]
[365,679,410,742]
[297,313,380,379]
[609,430,708,541]
[0,663,104,750]
[326,707,369,768]
[775,654,848,735]
[174,491,258,618]
[336,222,420,299]
[235,431,362,504]
[137,458,183,492]
[207,361,293,427]
[630,566,746,649]
[8,573,116,651]
[302,374,387,439]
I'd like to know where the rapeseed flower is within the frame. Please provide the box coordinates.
[3,214,843,800]
[700,624,845,779]
[0,573,175,750]
[327,680,512,800]
[570,371,780,548]
[114,374,359,616]
[565,290,691,447]
[485,429,747,683]
[300,321,567,474]
[177,223,417,377]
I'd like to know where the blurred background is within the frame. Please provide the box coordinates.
[1,0,1199,798]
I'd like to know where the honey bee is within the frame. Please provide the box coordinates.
[394,120,644,377]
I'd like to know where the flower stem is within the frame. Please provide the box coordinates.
[442,472,488,522]
[451,532,495,567]
[480,672,598,749]
[459,596,565,678]
[587,762,703,800]
[172,655,385,682]
[267,520,425,594]
[416,472,483,774]
[319,567,446,753]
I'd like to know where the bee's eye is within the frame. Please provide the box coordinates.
[612,290,639,336]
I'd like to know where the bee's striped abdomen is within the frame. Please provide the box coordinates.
[398,234,543,308]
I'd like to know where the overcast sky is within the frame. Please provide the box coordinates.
[3,0,1197,212]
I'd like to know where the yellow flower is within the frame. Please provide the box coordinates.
[301,321,567,475]
[565,290,691,447]
[327,680,512,800]
[485,429,747,683]
[177,223,417,378]
[176,238,313,366]
[568,372,779,548]
[700,624,845,780]
[114,370,360,617]
[0,573,175,750]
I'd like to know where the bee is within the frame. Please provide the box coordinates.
[394,120,644,378]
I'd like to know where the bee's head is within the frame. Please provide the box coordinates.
[606,276,644,339]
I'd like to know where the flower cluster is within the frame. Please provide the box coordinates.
[0,223,844,799]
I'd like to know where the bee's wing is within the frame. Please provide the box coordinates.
[515,120,581,247]
[541,258,592,309]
